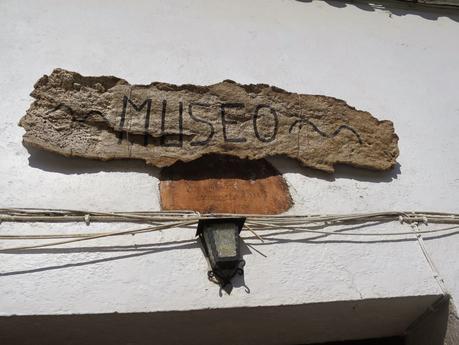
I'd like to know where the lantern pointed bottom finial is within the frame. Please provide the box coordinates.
[196,217,246,290]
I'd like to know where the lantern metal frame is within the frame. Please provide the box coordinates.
[196,217,246,288]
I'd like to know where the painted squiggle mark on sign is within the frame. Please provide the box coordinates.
[289,118,363,144]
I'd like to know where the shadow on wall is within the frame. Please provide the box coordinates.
[405,297,457,345]
[267,155,401,183]
[0,239,200,277]
[295,0,459,22]
[0,230,253,296]
[26,146,161,179]
[0,297,451,345]
[27,147,401,183]
[6,221,459,278]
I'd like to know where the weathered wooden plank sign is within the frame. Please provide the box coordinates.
[160,155,293,214]
[19,69,399,172]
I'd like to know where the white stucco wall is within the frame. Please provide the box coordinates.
[1,0,458,342]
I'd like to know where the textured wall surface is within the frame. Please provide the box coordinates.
[0,0,458,343]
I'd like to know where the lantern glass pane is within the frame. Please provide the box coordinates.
[209,223,237,258]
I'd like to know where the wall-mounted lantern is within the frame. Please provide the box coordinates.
[196,217,246,289]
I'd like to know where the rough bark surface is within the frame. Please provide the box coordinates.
[19,69,399,173]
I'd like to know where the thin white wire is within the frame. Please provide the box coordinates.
[410,222,450,295]
[403,222,452,335]
[1,208,459,251]
[0,220,196,252]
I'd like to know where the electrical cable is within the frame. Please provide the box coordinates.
[1,208,459,251]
